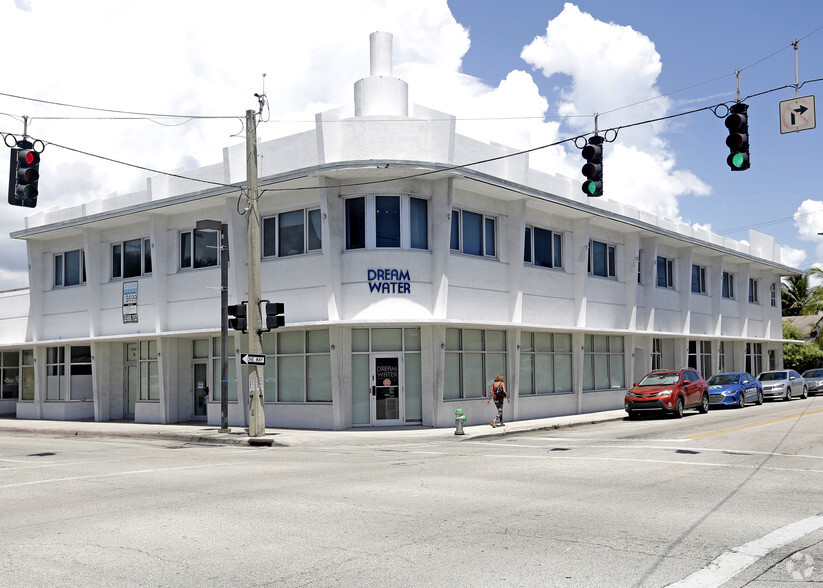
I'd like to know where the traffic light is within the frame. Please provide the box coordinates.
[7,140,40,207]
[725,103,750,171]
[264,302,285,330]
[581,135,603,197]
[227,302,248,332]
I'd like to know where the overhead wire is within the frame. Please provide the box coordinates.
[0,24,821,233]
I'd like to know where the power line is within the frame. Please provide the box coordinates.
[0,91,237,120]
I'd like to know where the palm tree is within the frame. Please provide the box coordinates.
[782,273,823,316]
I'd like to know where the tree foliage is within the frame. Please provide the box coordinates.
[781,272,823,371]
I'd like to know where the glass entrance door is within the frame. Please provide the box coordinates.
[372,355,402,425]
[193,362,208,418]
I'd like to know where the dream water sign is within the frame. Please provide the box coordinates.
[368,268,411,294]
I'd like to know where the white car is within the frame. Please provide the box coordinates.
[757,370,807,401]
[802,369,823,396]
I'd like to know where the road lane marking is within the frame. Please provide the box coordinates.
[477,453,823,473]
[666,515,823,587]
[0,458,124,471]
[685,408,823,440]
[0,461,247,489]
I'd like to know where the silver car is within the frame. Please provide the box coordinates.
[757,370,807,401]
[802,368,823,396]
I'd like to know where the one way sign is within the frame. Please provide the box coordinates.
[241,354,266,365]
[780,95,816,134]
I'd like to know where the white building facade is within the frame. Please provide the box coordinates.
[0,33,797,429]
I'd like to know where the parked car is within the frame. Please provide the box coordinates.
[706,372,763,408]
[801,368,823,396]
[625,368,709,419]
[757,370,807,401]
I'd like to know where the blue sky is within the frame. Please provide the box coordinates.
[1,1,822,289]
[449,0,823,267]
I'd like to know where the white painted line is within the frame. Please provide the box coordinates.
[477,453,823,474]
[519,436,690,443]
[0,458,124,471]
[666,515,823,587]
[0,461,247,489]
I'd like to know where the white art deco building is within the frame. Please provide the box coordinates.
[0,33,797,429]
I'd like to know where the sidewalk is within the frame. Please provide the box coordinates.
[0,409,628,448]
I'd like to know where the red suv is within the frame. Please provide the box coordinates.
[625,368,709,419]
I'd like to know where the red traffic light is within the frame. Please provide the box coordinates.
[19,150,39,166]
[8,141,41,208]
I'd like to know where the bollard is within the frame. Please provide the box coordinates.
[454,408,467,435]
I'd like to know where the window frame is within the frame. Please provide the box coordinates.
[691,264,706,294]
[444,328,507,400]
[748,278,759,304]
[344,195,429,252]
[54,249,86,288]
[179,229,219,270]
[0,351,20,400]
[518,332,572,395]
[588,240,616,278]
[260,329,332,403]
[450,208,497,259]
[582,334,625,391]
[722,271,735,299]
[262,207,322,259]
[112,237,152,279]
[656,256,674,289]
[524,226,563,269]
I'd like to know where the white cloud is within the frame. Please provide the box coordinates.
[794,199,823,241]
[0,1,770,292]
[519,3,710,213]
[780,244,807,270]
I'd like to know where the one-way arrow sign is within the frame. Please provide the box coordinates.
[241,354,266,365]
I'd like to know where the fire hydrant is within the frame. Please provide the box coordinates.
[454,408,467,435]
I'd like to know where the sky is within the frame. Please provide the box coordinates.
[1,0,822,290]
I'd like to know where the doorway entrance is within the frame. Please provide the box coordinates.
[372,354,403,425]
[193,362,208,419]
[125,364,137,419]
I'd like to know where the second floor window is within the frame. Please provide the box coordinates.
[113,238,152,279]
[770,283,777,307]
[263,208,322,258]
[180,229,218,269]
[588,240,616,278]
[748,278,759,303]
[691,264,706,294]
[54,249,86,287]
[524,226,562,268]
[657,256,674,288]
[722,271,735,299]
[345,195,428,251]
[450,208,495,258]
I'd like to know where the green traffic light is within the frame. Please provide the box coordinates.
[730,152,745,169]
[584,181,596,195]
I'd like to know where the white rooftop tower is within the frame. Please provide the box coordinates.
[354,31,408,117]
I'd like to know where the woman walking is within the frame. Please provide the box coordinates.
[488,374,510,427]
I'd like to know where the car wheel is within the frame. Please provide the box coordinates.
[673,397,684,419]
[785,387,792,401]
[801,386,808,399]
[756,390,763,405]
[627,410,639,420]
[698,393,709,414]
[738,392,745,408]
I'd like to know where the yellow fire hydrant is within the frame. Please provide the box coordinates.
[454,408,467,435]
